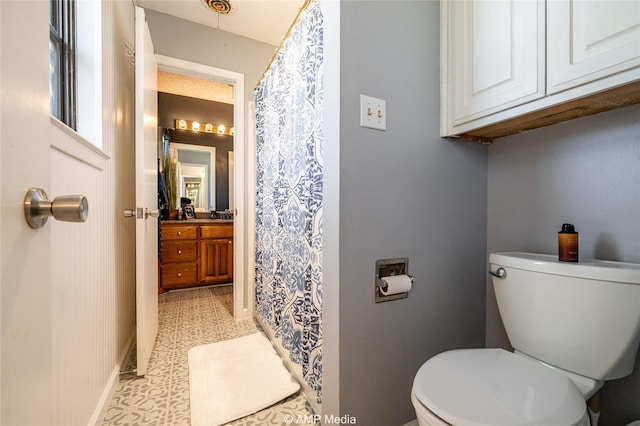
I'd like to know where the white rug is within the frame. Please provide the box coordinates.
[188,332,300,426]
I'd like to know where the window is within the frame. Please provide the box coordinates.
[49,0,76,129]
[49,0,102,148]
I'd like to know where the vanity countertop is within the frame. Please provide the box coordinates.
[161,219,234,224]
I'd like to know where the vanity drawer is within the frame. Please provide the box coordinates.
[162,241,197,263]
[200,224,233,239]
[162,225,197,240]
[161,263,197,286]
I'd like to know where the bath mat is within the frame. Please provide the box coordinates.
[188,332,300,426]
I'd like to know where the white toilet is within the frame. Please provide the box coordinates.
[411,252,640,426]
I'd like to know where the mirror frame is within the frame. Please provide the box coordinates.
[170,142,216,211]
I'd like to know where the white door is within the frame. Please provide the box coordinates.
[134,6,159,377]
[1,2,55,422]
[1,1,113,423]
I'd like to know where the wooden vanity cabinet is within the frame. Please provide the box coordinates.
[160,222,233,290]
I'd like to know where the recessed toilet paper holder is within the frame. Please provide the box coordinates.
[376,257,413,303]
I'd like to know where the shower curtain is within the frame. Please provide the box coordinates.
[254,2,324,405]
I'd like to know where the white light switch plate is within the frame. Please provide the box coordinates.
[360,94,386,131]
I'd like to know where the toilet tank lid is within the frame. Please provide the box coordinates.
[489,252,640,285]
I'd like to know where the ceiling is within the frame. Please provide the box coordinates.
[136,0,306,46]
[157,70,235,104]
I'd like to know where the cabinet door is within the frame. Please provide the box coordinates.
[445,0,545,129]
[548,0,640,94]
[199,239,233,284]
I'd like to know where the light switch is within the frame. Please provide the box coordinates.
[360,94,386,131]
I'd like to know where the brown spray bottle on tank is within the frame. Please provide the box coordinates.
[558,223,579,262]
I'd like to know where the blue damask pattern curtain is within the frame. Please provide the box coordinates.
[254,2,324,404]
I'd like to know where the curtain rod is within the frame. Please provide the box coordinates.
[254,0,315,91]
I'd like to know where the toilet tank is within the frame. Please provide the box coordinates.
[489,252,640,381]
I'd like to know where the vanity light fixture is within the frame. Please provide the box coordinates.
[175,119,234,136]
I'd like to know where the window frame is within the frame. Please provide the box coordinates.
[50,0,77,129]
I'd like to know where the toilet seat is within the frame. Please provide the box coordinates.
[412,349,588,426]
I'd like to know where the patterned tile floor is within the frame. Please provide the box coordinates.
[102,285,317,426]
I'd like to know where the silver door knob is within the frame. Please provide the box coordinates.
[123,209,136,218]
[24,188,88,229]
[145,208,160,219]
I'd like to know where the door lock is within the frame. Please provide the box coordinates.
[24,188,88,229]
[124,208,159,219]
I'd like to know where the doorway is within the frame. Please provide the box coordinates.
[155,55,254,321]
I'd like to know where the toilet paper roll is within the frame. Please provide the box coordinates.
[380,275,413,296]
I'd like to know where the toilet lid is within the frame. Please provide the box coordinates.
[413,349,587,426]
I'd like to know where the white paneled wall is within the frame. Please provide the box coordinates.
[48,1,136,424]
[50,148,112,425]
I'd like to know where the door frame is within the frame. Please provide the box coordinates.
[155,55,254,320]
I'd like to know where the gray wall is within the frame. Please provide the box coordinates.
[158,92,233,128]
[337,2,488,424]
[145,10,276,109]
[487,103,640,425]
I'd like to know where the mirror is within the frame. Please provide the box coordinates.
[170,142,216,211]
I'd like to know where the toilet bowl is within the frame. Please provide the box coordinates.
[411,252,640,426]
[411,349,589,426]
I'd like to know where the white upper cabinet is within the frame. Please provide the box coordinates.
[445,0,545,127]
[441,0,640,141]
[548,0,640,93]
